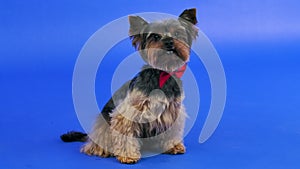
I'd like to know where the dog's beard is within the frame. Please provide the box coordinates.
[145,48,185,72]
[141,40,190,72]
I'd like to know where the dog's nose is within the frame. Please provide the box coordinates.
[163,38,174,50]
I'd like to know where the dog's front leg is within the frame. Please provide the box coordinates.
[109,96,144,164]
[110,114,141,164]
[161,103,187,155]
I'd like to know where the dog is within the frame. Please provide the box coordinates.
[61,8,198,164]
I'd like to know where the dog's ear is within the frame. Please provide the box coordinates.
[179,8,198,43]
[179,8,197,25]
[128,16,148,36]
[128,16,148,49]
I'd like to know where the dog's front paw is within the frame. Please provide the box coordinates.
[164,142,186,154]
[117,156,140,164]
[80,142,111,157]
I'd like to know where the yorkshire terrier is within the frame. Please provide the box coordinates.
[61,8,198,164]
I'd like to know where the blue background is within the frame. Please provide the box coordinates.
[1,0,300,168]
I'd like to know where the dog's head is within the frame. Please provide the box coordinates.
[129,8,198,72]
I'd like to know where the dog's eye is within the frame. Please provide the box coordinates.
[150,34,161,42]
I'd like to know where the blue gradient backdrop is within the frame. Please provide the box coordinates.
[1,0,300,169]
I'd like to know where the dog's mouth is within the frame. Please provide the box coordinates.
[165,48,178,55]
[151,48,185,72]
[165,48,187,64]
[143,46,188,72]
[166,48,180,57]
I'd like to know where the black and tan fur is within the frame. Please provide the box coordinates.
[61,8,198,164]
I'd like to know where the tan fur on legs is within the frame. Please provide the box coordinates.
[160,101,187,155]
[81,116,113,157]
[109,91,146,163]
[163,142,186,154]
[110,115,142,163]
[80,141,111,157]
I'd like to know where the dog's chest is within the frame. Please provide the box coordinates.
[130,67,183,99]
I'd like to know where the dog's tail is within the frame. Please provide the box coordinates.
[60,131,88,142]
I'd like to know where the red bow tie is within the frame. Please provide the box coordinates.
[159,64,187,88]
